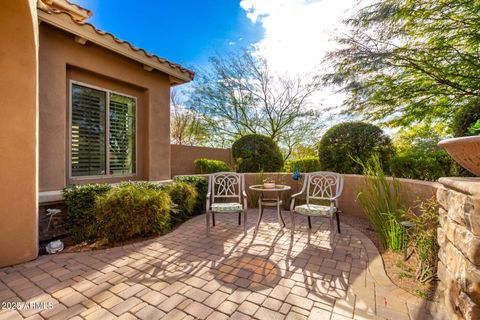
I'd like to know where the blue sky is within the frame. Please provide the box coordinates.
[74,0,264,71]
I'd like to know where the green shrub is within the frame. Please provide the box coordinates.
[232,134,284,172]
[95,185,171,243]
[319,122,395,174]
[390,151,473,181]
[406,199,439,283]
[63,184,112,243]
[174,175,208,215]
[451,99,480,137]
[164,181,198,224]
[194,158,230,174]
[356,155,404,251]
[284,157,320,172]
[118,181,165,191]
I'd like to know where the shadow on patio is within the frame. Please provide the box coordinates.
[0,209,436,319]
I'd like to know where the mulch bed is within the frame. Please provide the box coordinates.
[341,214,438,301]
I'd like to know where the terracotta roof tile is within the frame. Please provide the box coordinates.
[38,2,194,81]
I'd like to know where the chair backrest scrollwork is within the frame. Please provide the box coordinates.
[304,172,343,204]
[209,172,245,202]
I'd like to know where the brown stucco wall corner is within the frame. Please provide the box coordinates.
[0,0,39,267]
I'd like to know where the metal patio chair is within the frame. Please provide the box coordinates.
[290,172,344,239]
[206,172,248,236]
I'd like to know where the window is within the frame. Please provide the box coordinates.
[70,83,136,178]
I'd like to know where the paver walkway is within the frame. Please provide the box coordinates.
[0,209,434,320]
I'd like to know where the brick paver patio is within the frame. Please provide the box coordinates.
[0,209,435,319]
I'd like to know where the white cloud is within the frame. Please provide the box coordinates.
[240,0,360,110]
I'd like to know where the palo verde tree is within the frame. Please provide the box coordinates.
[170,89,209,146]
[187,50,323,159]
[324,0,480,130]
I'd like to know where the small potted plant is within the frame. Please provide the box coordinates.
[263,177,276,189]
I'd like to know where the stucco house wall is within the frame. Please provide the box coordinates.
[38,24,174,191]
[0,0,39,267]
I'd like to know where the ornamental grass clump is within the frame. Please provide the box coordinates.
[95,185,171,243]
[407,199,439,283]
[356,155,405,251]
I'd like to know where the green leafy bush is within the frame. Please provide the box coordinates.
[174,175,208,215]
[232,134,284,172]
[407,199,439,284]
[63,184,112,243]
[95,185,171,243]
[451,99,480,137]
[164,181,198,224]
[284,157,320,172]
[194,158,230,174]
[319,122,395,174]
[118,181,165,191]
[356,155,404,251]
[390,151,456,181]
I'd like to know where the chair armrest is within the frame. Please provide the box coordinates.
[290,191,303,199]
[242,191,248,198]
[206,193,211,212]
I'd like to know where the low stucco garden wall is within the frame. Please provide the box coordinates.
[177,172,439,218]
[170,144,233,178]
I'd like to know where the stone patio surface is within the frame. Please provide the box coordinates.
[0,209,434,320]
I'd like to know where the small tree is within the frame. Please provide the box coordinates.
[232,134,284,172]
[319,122,394,174]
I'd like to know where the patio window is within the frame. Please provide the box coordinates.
[70,82,136,178]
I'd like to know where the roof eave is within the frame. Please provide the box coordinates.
[38,10,194,84]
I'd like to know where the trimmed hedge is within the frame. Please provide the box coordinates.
[95,185,171,243]
[194,158,230,174]
[232,134,284,172]
[319,122,395,174]
[174,175,208,215]
[284,157,321,173]
[63,184,112,243]
[164,181,198,224]
[390,151,472,181]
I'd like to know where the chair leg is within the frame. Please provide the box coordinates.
[243,211,247,235]
[307,216,312,229]
[238,212,241,226]
[291,212,295,234]
[336,211,341,233]
[212,213,216,226]
[206,212,210,237]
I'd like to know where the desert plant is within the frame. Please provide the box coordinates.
[232,134,284,172]
[356,155,404,251]
[63,184,112,243]
[407,198,440,283]
[164,181,198,224]
[95,185,171,243]
[194,158,230,174]
[319,122,395,174]
[284,157,320,173]
[174,175,208,215]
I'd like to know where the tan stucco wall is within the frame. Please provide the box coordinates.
[0,0,39,266]
[177,173,439,217]
[170,144,233,177]
[39,24,171,191]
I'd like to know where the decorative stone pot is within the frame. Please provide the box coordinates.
[438,136,480,176]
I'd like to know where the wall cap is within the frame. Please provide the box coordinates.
[438,177,480,196]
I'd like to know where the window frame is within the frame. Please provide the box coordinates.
[68,80,138,180]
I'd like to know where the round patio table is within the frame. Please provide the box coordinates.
[249,184,291,234]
